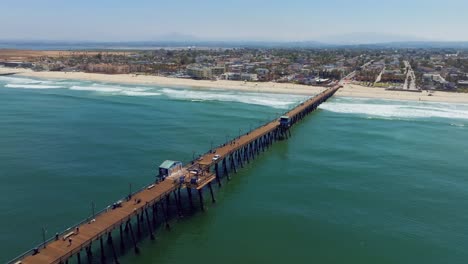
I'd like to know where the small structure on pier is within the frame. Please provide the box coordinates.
[279,115,291,128]
[158,160,183,180]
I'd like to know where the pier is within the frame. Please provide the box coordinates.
[9,85,340,264]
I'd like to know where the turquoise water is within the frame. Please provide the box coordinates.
[1,75,468,263]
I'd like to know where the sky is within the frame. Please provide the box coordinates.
[1,0,468,43]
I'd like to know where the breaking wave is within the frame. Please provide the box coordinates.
[5,84,63,89]
[1,76,309,108]
[70,84,123,93]
[160,88,307,109]
[320,99,468,120]
[70,84,161,97]
[120,91,161,96]
[0,76,46,84]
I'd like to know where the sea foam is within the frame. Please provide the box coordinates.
[160,88,307,109]
[0,76,43,84]
[70,84,123,93]
[320,99,468,120]
[5,84,63,89]
[120,90,161,96]
[1,76,307,108]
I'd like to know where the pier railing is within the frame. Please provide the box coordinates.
[49,187,176,264]
[6,180,170,264]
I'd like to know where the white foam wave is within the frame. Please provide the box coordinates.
[5,84,63,89]
[0,76,43,84]
[160,88,306,109]
[69,84,161,97]
[70,85,122,93]
[450,123,465,127]
[120,91,161,96]
[320,101,468,120]
[1,76,307,108]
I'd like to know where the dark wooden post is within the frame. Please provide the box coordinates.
[187,187,194,211]
[136,212,142,238]
[198,188,205,211]
[128,219,140,254]
[152,203,158,227]
[85,243,93,263]
[222,158,230,181]
[119,223,125,251]
[215,163,222,187]
[145,207,155,240]
[160,202,170,230]
[100,236,106,263]
[108,233,120,264]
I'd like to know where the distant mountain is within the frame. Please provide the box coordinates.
[346,41,468,49]
[1,38,468,50]
[152,32,200,42]
[0,40,331,50]
[319,32,429,45]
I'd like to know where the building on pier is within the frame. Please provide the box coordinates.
[279,116,291,128]
[158,160,183,180]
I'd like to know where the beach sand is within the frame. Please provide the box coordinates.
[0,67,326,95]
[2,67,468,104]
[336,84,468,104]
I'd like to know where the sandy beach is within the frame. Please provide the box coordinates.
[0,67,326,95]
[336,84,468,104]
[2,67,468,104]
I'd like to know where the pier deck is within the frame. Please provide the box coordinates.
[14,85,340,264]
[21,180,177,264]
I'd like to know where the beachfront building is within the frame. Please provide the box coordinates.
[255,68,270,81]
[186,65,225,79]
[240,73,258,81]
[2,61,33,68]
[423,73,447,84]
[211,66,225,76]
[458,80,468,88]
[187,65,212,79]
[381,70,406,83]
[221,72,241,81]
[220,72,258,81]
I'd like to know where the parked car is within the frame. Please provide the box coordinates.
[212,154,221,161]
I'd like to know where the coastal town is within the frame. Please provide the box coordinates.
[1,47,468,92]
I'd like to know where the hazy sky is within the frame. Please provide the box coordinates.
[1,0,467,42]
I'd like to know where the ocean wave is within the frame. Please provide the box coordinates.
[70,85,123,93]
[1,76,308,108]
[5,84,63,89]
[120,90,161,96]
[0,76,43,84]
[450,123,465,127]
[160,88,306,109]
[320,101,468,120]
[69,84,162,97]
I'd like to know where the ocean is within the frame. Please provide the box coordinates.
[1,75,468,264]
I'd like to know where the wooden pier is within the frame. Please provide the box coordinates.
[10,85,340,264]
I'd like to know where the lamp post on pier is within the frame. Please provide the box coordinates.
[42,227,47,249]
[128,183,132,200]
[91,201,95,220]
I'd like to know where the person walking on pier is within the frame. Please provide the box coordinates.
[68,238,72,247]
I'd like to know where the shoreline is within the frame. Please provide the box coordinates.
[0,67,326,96]
[336,84,468,104]
[2,67,468,104]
